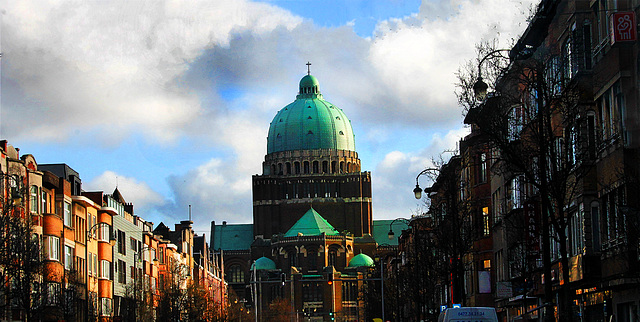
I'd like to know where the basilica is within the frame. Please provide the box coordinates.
[210,68,403,321]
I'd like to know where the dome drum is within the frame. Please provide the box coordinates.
[262,149,361,176]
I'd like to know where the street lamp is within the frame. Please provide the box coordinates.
[472,49,512,101]
[413,168,439,200]
[387,218,410,240]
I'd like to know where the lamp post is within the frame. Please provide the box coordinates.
[413,168,440,200]
[471,48,513,101]
[85,221,116,322]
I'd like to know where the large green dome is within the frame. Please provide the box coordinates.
[267,74,356,154]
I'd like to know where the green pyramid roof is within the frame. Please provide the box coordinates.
[284,208,340,237]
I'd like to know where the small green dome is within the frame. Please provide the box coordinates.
[299,74,319,90]
[348,253,375,268]
[267,74,356,154]
[251,257,276,270]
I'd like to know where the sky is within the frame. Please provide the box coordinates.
[0,0,537,235]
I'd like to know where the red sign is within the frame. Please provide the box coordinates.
[610,12,637,44]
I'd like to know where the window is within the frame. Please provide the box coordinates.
[117,230,126,255]
[308,250,317,271]
[508,175,523,210]
[602,186,626,248]
[130,237,138,251]
[288,251,297,268]
[45,236,60,261]
[117,260,126,284]
[328,251,337,267]
[100,260,111,279]
[41,191,48,214]
[508,105,524,141]
[482,207,490,237]
[478,153,487,184]
[492,188,503,224]
[63,201,72,227]
[64,245,74,271]
[30,186,38,213]
[100,297,112,316]
[587,112,597,159]
[88,253,94,276]
[303,161,310,174]
[45,283,60,306]
[569,208,584,256]
[99,224,111,243]
[229,265,244,283]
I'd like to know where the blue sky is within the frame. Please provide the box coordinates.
[1,0,536,234]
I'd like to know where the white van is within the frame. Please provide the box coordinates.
[437,307,498,322]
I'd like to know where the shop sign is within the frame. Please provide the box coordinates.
[610,12,637,44]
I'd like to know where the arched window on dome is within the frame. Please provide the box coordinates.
[294,162,300,174]
[331,161,337,173]
[336,116,341,120]
[313,161,319,174]
[304,161,310,174]
[286,162,291,175]
[322,161,328,173]
[339,131,344,135]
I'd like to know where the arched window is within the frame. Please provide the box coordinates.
[328,251,337,267]
[304,161,310,174]
[322,161,328,173]
[308,250,317,271]
[313,161,319,174]
[294,162,301,174]
[331,161,337,173]
[278,163,283,175]
[288,251,297,268]
[229,265,244,283]
[286,162,292,175]
[339,161,344,173]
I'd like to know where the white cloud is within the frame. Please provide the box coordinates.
[3,0,537,231]
[2,0,302,144]
[85,170,165,210]
[372,127,470,220]
[166,157,254,233]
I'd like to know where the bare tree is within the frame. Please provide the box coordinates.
[0,174,46,322]
[457,40,595,321]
